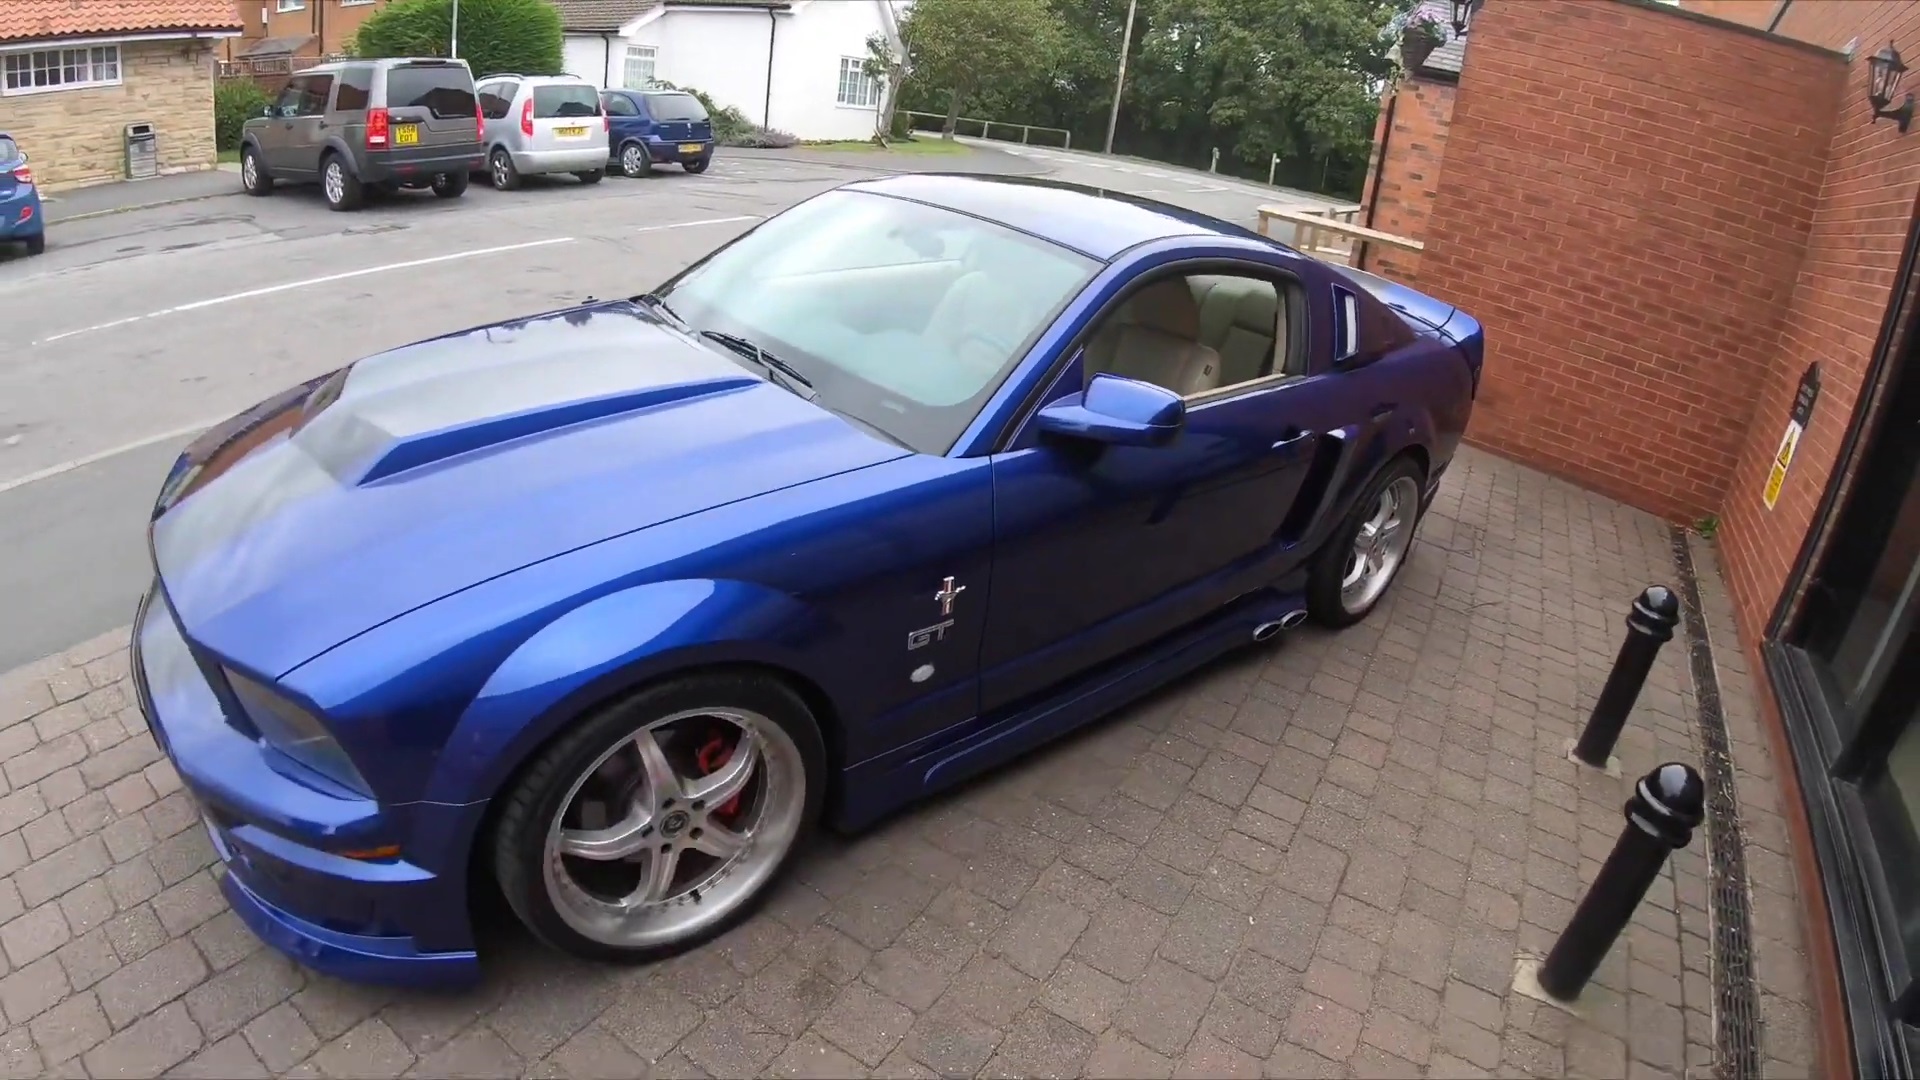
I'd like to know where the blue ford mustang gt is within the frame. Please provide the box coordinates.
[132,174,1482,987]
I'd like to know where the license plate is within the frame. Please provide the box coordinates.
[557,126,587,137]
[394,123,420,146]
[679,143,702,155]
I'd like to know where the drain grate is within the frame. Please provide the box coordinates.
[1670,527,1763,1080]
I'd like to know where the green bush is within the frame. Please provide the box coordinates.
[214,79,273,151]
[350,0,561,79]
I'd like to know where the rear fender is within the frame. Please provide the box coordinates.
[422,578,843,807]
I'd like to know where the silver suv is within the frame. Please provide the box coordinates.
[475,74,610,189]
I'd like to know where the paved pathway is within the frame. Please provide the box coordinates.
[0,447,1815,1078]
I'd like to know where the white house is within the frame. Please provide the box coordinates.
[552,0,906,142]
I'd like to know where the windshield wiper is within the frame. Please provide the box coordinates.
[635,291,688,329]
[699,330,816,398]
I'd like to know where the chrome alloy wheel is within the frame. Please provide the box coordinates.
[1340,475,1420,614]
[323,160,345,205]
[541,706,806,948]
[491,151,512,188]
[242,152,259,189]
[622,144,645,176]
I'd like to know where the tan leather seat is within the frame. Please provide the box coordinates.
[1085,279,1224,397]
[925,270,1039,379]
[1190,275,1285,383]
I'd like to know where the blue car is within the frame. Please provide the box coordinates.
[132,174,1482,987]
[0,134,45,256]
[601,88,714,178]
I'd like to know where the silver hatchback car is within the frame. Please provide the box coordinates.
[475,74,610,188]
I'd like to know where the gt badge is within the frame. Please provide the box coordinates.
[908,576,967,651]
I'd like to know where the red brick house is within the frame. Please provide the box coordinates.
[1359,0,1920,1072]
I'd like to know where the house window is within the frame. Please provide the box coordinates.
[836,56,878,108]
[623,45,657,89]
[1,45,122,96]
[277,0,306,11]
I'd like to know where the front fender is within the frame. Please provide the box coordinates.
[421,578,842,806]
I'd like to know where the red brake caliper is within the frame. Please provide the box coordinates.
[694,733,744,821]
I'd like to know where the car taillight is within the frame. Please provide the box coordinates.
[603,110,610,133]
[520,98,533,137]
[366,106,390,148]
[475,100,485,134]
[11,165,30,186]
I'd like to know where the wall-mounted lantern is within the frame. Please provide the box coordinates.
[1449,0,1481,36]
[1868,41,1915,134]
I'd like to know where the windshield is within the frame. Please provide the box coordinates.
[657,189,1099,454]
[534,84,600,118]
[646,93,707,122]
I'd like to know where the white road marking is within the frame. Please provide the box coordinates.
[633,215,761,233]
[30,237,578,346]
[0,417,225,497]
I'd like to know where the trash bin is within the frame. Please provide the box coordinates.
[124,122,158,180]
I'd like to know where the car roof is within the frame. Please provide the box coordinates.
[840,173,1272,262]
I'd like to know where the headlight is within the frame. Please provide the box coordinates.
[224,669,373,798]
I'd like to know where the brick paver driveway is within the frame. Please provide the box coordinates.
[0,448,1816,1078]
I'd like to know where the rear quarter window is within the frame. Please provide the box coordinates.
[384,64,477,118]
[333,68,371,112]
[644,93,707,122]
[0,137,18,162]
[533,85,600,119]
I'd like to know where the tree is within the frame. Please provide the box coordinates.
[898,0,1064,137]
[862,30,909,142]
[350,0,563,80]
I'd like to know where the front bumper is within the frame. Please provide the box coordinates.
[131,587,481,988]
[512,145,611,175]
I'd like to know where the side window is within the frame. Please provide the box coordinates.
[476,82,506,119]
[1083,271,1298,399]
[295,75,333,116]
[272,81,304,117]
[602,92,638,117]
[332,68,371,112]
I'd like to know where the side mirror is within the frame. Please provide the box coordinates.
[1034,373,1185,448]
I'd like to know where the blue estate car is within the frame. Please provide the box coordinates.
[132,174,1483,986]
[600,87,714,178]
[0,134,45,256]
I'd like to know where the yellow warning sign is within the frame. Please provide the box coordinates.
[1763,420,1802,510]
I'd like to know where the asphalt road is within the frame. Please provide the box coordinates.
[0,142,1335,669]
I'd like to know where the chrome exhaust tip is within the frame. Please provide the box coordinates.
[1252,621,1285,642]
[1278,609,1310,629]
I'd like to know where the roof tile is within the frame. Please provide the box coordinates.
[0,0,242,45]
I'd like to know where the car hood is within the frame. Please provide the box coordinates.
[149,299,909,677]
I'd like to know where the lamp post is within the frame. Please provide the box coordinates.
[1103,0,1138,155]
[450,0,460,59]
[1869,41,1914,133]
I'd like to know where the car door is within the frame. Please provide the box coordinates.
[528,82,604,157]
[979,264,1337,712]
[278,73,332,176]
[381,61,478,163]
[255,80,303,173]
[601,90,643,150]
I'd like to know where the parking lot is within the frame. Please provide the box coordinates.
[0,141,1816,1078]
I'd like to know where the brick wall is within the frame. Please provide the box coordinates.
[1357,75,1455,282]
[1679,0,1782,29]
[1713,0,1920,647]
[263,0,387,56]
[11,39,221,190]
[1415,0,1843,521]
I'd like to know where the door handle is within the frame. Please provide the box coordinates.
[1270,430,1313,453]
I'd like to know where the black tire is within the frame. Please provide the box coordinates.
[684,158,710,174]
[321,153,363,212]
[489,147,522,191]
[1304,454,1426,629]
[240,145,273,196]
[24,233,45,256]
[575,169,605,185]
[490,671,827,964]
[432,171,469,199]
[618,141,651,178]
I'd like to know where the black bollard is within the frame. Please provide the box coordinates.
[1572,586,1681,768]
[1538,763,1705,1001]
